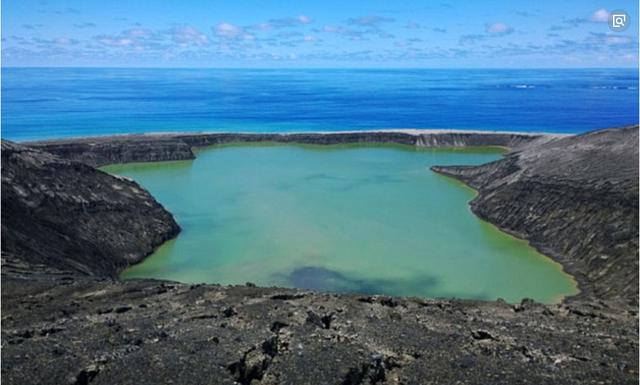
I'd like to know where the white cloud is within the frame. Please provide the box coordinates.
[94,27,162,50]
[603,35,632,45]
[256,23,272,31]
[126,27,154,38]
[298,15,312,24]
[348,15,395,27]
[485,22,513,34]
[590,9,610,23]
[171,26,209,46]
[30,37,79,48]
[215,23,240,38]
[322,25,343,33]
[587,32,634,46]
[53,37,77,45]
[257,15,313,30]
[97,37,135,47]
[215,22,243,38]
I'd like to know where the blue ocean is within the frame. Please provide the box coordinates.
[1,68,637,141]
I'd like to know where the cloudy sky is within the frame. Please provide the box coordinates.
[1,0,638,67]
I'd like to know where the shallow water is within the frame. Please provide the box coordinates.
[104,144,578,303]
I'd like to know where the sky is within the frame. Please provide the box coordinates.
[1,0,638,68]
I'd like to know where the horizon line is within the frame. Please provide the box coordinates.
[1,65,638,70]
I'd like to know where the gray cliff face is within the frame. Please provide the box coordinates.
[414,132,544,148]
[432,126,639,304]
[28,131,543,167]
[26,137,196,168]
[1,127,638,384]
[1,141,180,276]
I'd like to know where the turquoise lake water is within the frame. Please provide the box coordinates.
[104,144,578,303]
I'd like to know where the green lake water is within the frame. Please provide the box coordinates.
[103,144,578,303]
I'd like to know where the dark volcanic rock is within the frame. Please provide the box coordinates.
[26,136,195,168]
[432,126,639,304]
[1,141,180,276]
[1,274,637,385]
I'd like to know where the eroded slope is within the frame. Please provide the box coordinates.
[433,126,639,304]
[1,141,180,276]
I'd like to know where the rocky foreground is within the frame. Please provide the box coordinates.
[2,271,637,385]
[2,127,639,384]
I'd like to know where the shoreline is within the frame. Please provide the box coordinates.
[19,128,570,145]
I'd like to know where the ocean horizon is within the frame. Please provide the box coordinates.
[2,67,638,141]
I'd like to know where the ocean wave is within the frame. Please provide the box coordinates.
[492,84,538,89]
[591,85,636,90]
[4,98,60,103]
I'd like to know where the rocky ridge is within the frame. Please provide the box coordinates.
[28,130,546,167]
